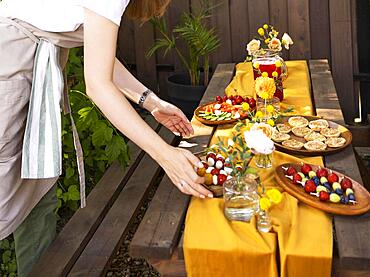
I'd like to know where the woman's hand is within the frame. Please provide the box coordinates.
[156,146,213,198]
[149,98,194,137]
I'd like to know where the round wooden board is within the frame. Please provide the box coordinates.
[275,163,370,216]
[274,116,352,156]
[194,101,250,126]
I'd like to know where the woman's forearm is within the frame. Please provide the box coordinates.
[113,58,160,112]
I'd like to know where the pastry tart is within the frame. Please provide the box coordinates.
[272,132,290,142]
[288,116,309,127]
[325,137,347,148]
[282,139,304,150]
[304,141,327,151]
[320,127,341,138]
[308,119,329,131]
[304,132,326,142]
[292,126,313,137]
[276,124,292,134]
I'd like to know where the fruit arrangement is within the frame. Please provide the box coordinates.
[283,163,356,205]
[196,95,256,122]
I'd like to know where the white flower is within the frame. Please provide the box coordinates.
[246,39,261,55]
[244,130,275,155]
[268,38,282,52]
[282,33,294,50]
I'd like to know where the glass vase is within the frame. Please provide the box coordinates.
[257,210,272,233]
[256,97,280,121]
[224,176,260,222]
[254,150,274,169]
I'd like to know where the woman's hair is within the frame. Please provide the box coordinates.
[126,0,172,22]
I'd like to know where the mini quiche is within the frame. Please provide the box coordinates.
[276,124,292,134]
[282,139,304,150]
[304,141,327,151]
[320,127,341,138]
[308,119,329,131]
[272,132,290,142]
[325,137,347,148]
[304,132,326,142]
[292,126,313,137]
[288,116,309,127]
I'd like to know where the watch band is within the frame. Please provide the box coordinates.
[138,89,152,108]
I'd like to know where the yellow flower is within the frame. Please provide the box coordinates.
[258,28,265,36]
[275,60,282,68]
[266,188,283,204]
[263,24,269,29]
[259,197,271,211]
[261,72,268,77]
[266,105,274,113]
[267,119,275,127]
[253,62,260,69]
[255,111,263,118]
[255,76,276,99]
[265,38,270,44]
[242,102,250,111]
[272,71,278,78]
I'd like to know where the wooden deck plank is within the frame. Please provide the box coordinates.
[309,60,370,271]
[67,127,177,277]
[129,175,190,260]
[29,117,159,277]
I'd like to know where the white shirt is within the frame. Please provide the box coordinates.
[0,0,130,32]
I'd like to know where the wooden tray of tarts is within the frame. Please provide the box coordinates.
[275,163,370,215]
[272,115,352,156]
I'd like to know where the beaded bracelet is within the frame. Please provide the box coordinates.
[138,89,152,108]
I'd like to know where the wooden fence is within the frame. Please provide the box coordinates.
[117,0,359,123]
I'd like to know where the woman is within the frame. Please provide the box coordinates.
[0,0,212,275]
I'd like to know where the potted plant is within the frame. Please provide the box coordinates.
[147,0,220,118]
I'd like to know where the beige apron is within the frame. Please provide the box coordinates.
[0,18,83,239]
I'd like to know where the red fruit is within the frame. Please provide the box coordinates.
[304,180,316,193]
[286,166,297,176]
[229,95,235,100]
[216,95,222,103]
[206,152,216,161]
[319,191,330,202]
[224,163,231,168]
[327,173,339,184]
[274,90,284,102]
[340,177,353,190]
[231,100,237,105]
[217,174,227,186]
[201,161,209,169]
[247,98,256,109]
[316,168,328,178]
[301,164,312,176]
[211,168,220,175]
[216,157,225,163]
[292,173,302,185]
[235,96,243,105]
[222,95,228,102]
[243,97,250,103]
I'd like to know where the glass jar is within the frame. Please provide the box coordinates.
[254,149,274,169]
[257,97,280,121]
[257,210,272,233]
[224,176,260,222]
[252,50,287,100]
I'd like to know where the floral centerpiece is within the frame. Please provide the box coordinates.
[254,76,281,122]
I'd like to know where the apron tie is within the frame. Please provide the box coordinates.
[0,17,86,208]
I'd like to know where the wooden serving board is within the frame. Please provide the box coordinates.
[275,163,370,216]
[194,101,250,126]
[274,116,352,156]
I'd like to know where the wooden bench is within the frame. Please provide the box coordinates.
[30,61,370,276]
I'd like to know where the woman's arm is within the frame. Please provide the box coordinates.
[83,9,212,198]
[113,58,193,136]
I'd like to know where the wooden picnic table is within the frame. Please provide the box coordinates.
[30,60,370,277]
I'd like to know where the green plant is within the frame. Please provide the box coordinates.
[0,239,17,277]
[147,0,220,86]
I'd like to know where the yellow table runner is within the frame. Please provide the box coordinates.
[184,61,333,277]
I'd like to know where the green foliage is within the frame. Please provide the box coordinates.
[0,239,17,277]
[57,47,130,212]
[147,0,220,86]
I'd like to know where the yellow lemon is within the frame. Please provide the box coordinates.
[242,102,250,111]
[275,60,282,68]
[266,189,282,204]
[259,197,271,211]
[263,24,269,29]
[266,105,274,113]
[255,111,263,118]
[261,72,268,77]
[267,119,275,127]
[272,71,278,78]
[253,62,260,69]
[258,28,265,36]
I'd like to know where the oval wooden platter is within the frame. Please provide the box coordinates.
[274,116,352,156]
[194,101,250,126]
[275,163,370,215]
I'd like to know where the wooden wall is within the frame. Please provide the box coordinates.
[117,0,359,123]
